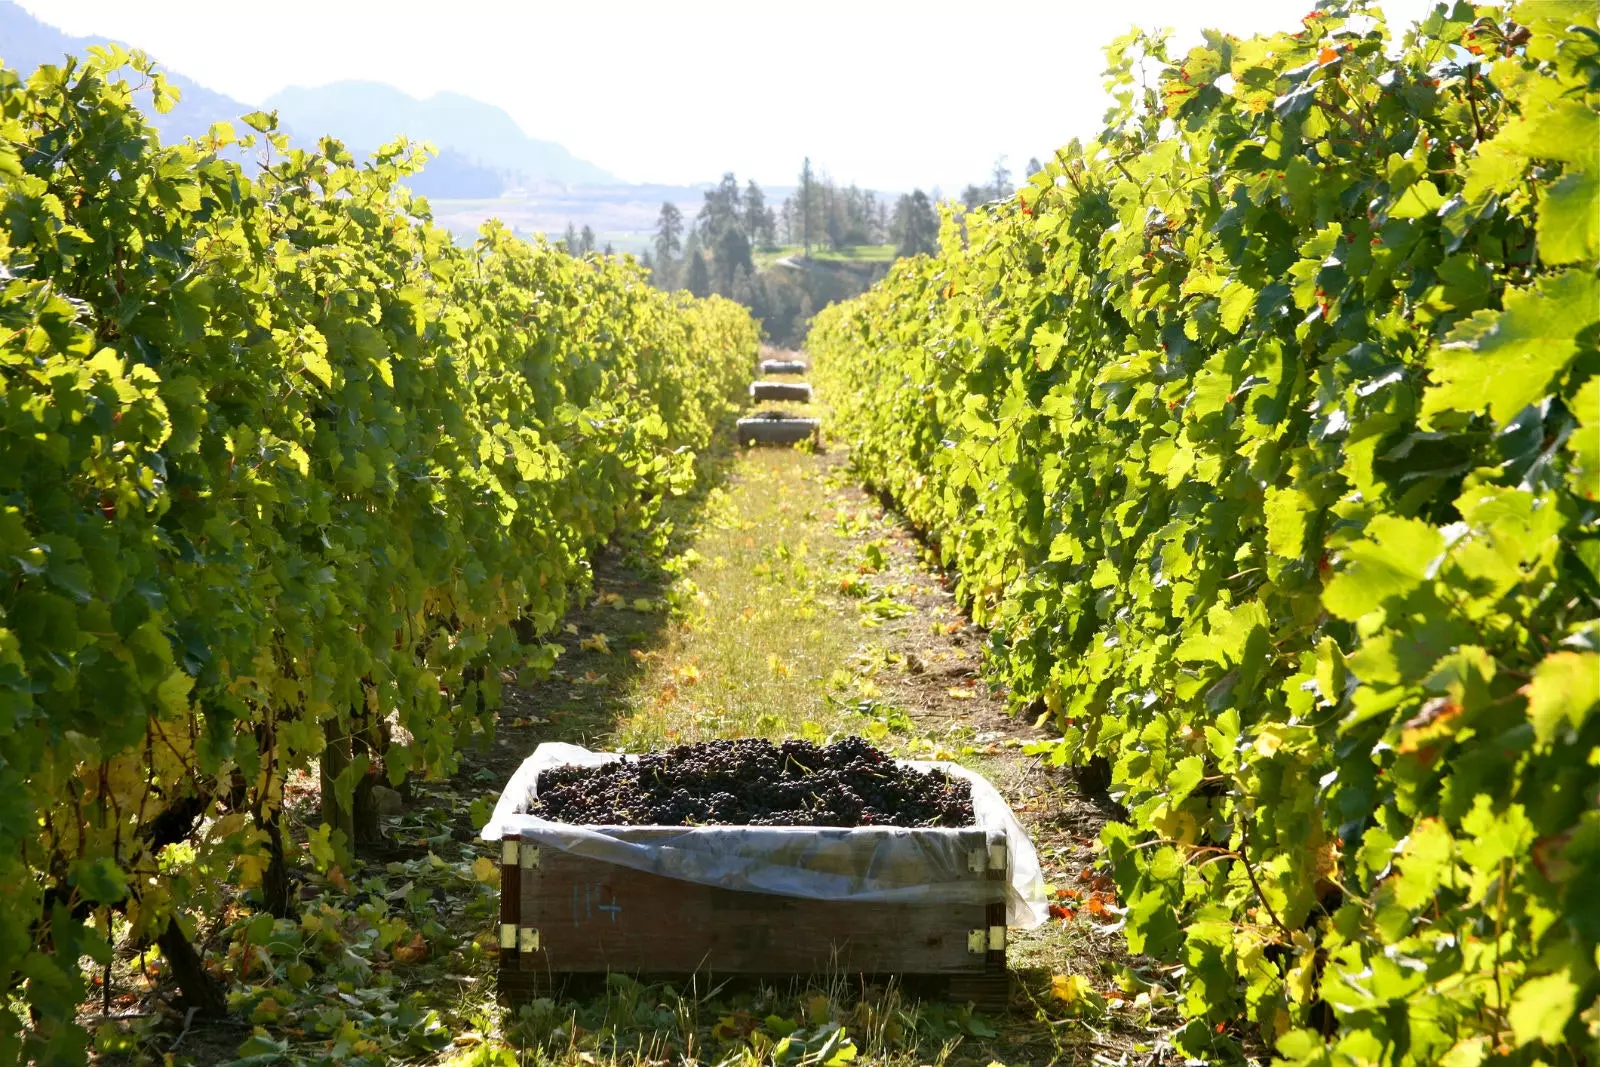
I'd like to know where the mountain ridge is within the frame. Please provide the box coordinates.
[265,80,614,186]
[0,1,615,192]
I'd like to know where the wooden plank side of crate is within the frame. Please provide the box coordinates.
[518,850,994,976]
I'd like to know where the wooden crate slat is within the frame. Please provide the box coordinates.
[516,849,994,976]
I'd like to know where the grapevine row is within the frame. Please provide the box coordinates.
[0,51,756,1058]
[811,4,1597,1061]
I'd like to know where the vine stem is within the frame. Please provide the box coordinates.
[1465,64,1486,144]
[1493,857,1509,1029]
[1315,100,1372,144]
[1238,817,1293,942]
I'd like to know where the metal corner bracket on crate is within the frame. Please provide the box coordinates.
[966,926,1006,953]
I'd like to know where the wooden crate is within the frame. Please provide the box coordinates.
[496,827,1011,1010]
[736,415,819,446]
[759,359,808,375]
[749,381,813,402]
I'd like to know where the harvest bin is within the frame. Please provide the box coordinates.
[749,380,813,402]
[736,413,819,447]
[481,743,1047,1009]
[759,358,807,375]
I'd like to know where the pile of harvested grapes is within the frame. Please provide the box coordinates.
[528,737,974,827]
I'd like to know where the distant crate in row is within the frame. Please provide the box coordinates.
[737,413,819,447]
[750,380,812,402]
[759,359,807,375]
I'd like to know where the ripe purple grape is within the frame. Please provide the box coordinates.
[528,737,973,827]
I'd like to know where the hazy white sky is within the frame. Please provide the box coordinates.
[18,0,1438,190]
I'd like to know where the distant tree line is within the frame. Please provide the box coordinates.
[551,154,1039,343]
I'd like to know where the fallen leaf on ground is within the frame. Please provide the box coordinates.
[1051,973,1093,1006]
[393,932,429,964]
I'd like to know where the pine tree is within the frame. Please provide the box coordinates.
[892,190,939,258]
[743,180,775,250]
[798,157,814,258]
[684,251,711,297]
[655,202,683,263]
[990,155,1012,200]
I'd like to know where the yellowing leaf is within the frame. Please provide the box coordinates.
[578,632,611,655]
[155,668,194,715]
[392,932,429,964]
[471,856,500,885]
[1050,973,1092,1005]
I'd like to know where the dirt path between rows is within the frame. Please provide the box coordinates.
[453,437,1176,1065]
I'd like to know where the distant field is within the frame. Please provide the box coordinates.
[423,190,901,267]
[755,244,896,269]
[425,184,717,253]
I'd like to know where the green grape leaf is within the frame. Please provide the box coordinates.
[1218,281,1256,334]
[1537,169,1599,265]
[1567,374,1600,501]
[1389,180,1444,219]
[1264,486,1312,559]
[1422,269,1599,426]
[1507,968,1580,1048]
[1322,516,1443,620]
[1493,98,1600,168]
[1525,651,1600,745]
[1391,817,1456,910]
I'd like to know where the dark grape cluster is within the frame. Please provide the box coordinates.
[529,737,974,827]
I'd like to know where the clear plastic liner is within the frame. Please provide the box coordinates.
[480,742,1048,928]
